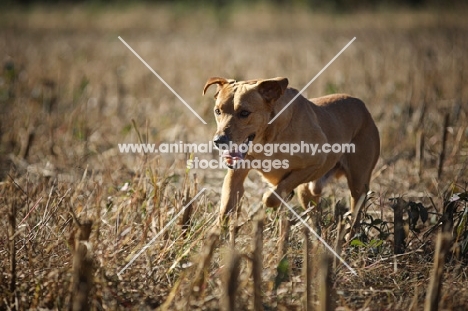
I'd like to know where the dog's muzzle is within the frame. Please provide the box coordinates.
[213,134,230,148]
[213,134,255,169]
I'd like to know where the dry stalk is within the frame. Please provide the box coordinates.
[278,209,290,263]
[318,252,333,311]
[222,249,241,311]
[416,130,424,178]
[442,200,456,234]
[437,113,449,179]
[159,277,183,311]
[334,201,347,269]
[392,198,407,255]
[8,197,17,310]
[193,173,198,202]
[68,206,94,311]
[180,184,193,237]
[450,125,466,158]
[409,280,419,311]
[424,232,452,311]
[228,192,244,247]
[190,230,219,300]
[229,206,238,248]
[252,210,264,311]
[70,242,94,311]
[303,228,312,311]
[180,172,199,238]
[19,130,34,159]
[311,240,320,303]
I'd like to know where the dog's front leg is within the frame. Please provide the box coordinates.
[219,168,250,225]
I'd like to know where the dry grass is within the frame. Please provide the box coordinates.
[1,4,468,310]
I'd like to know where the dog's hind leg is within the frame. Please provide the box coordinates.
[297,183,317,209]
[342,129,380,235]
[342,161,371,239]
[263,164,323,209]
[297,165,342,233]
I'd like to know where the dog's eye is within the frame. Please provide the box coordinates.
[239,110,251,118]
[214,108,221,115]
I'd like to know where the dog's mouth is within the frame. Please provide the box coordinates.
[221,134,255,169]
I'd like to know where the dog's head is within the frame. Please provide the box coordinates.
[203,76,288,168]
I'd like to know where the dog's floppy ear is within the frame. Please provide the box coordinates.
[257,77,289,102]
[203,77,229,96]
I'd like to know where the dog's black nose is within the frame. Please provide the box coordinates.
[213,135,230,149]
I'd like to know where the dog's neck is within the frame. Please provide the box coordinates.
[261,88,303,143]
[274,87,307,121]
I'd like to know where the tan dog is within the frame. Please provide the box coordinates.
[203,77,380,228]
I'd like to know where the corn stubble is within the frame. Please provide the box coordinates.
[1,5,468,310]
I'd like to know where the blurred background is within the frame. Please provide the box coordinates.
[1,1,468,309]
[1,0,467,193]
